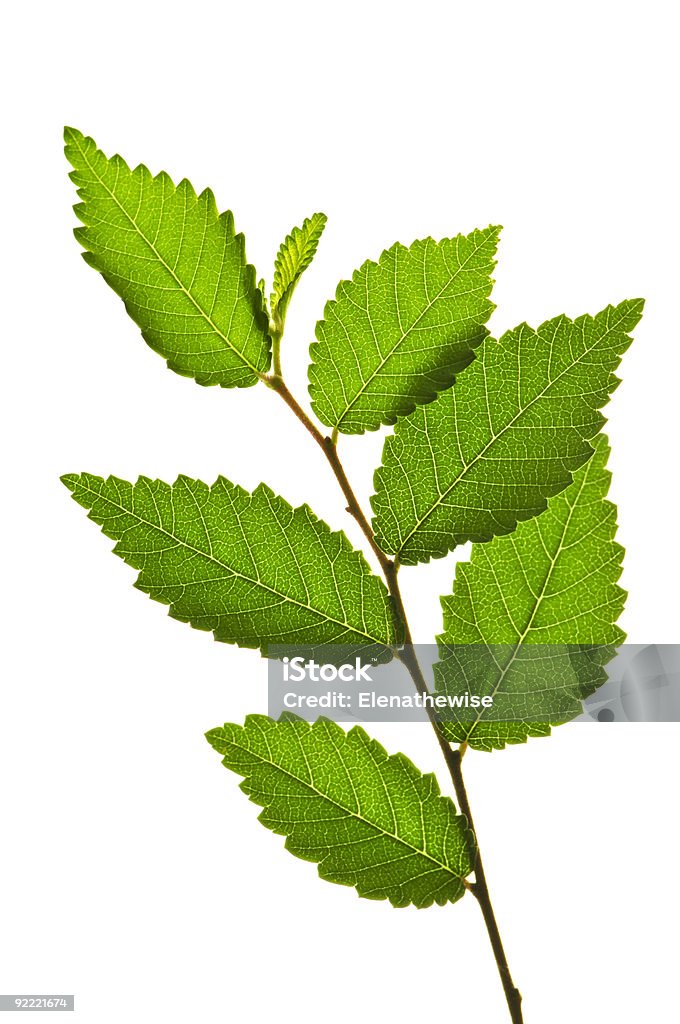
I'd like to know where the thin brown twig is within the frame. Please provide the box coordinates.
[266,370,523,1024]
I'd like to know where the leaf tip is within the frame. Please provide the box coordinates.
[609,296,645,332]
[60,472,78,492]
[63,127,92,168]
[628,296,646,320]
[205,726,227,752]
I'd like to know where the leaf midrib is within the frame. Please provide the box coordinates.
[74,135,263,377]
[74,478,391,647]
[394,308,629,559]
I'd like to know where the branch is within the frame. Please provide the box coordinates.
[265,371,523,1024]
[266,376,393,576]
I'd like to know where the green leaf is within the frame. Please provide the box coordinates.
[206,715,475,907]
[372,299,643,565]
[258,278,270,322]
[61,473,397,657]
[270,213,327,325]
[65,127,270,388]
[435,435,625,751]
[308,227,500,434]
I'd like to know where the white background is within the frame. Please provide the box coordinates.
[1,2,678,1022]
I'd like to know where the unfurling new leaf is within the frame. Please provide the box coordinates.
[270,213,327,326]
[372,300,643,565]
[65,128,270,387]
[206,715,475,908]
[61,473,397,658]
[309,227,499,434]
[435,435,626,750]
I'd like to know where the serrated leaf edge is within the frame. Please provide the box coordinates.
[371,299,644,564]
[64,126,271,388]
[308,226,501,435]
[60,472,399,653]
[436,434,627,751]
[270,212,327,321]
[206,715,475,908]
